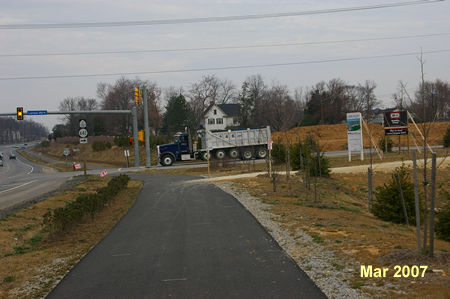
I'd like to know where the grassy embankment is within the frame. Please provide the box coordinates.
[0,176,142,298]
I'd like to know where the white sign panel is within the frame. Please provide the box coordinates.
[79,119,87,128]
[79,138,88,144]
[267,140,273,150]
[346,112,363,161]
[78,128,88,138]
[63,148,70,156]
[124,150,130,157]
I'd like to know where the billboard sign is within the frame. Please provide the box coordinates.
[384,111,408,135]
[347,112,363,152]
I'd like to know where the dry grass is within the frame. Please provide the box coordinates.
[230,165,450,298]
[17,150,79,172]
[33,142,159,168]
[0,176,142,298]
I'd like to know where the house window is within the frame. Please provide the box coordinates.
[208,118,215,124]
[213,109,217,115]
[216,118,223,124]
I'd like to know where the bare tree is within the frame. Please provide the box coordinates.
[357,80,379,121]
[59,97,97,136]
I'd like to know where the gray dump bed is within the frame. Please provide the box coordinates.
[200,126,271,150]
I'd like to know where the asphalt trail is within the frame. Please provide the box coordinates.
[47,173,326,299]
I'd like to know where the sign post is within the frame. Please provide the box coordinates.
[124,149,130,168]
[346,112,363,161]
[267,140,273,178]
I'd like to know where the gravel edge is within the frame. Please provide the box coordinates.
[215,181,370,299]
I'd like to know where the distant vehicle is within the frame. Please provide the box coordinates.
[14,145,19,148]
[0,152,3,158]
[9,153,16,159]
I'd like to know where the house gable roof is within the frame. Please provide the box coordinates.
[203,103,240,118]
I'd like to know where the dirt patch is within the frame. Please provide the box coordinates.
[0,176,142,298]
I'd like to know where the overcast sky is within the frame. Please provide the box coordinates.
[1,0,449,131]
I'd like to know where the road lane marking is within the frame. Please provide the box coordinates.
[0,179,38,194]
[15,151,34,174]
[162,278,187,282]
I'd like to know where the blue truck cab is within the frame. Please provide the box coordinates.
[157,132,193,166]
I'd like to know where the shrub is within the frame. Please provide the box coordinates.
[43,175,130,234]
[443,126,450,148]
[379,137,393,152]
[92,141,112,152]
[373,165,422,224]
[271,139,286,163]
[435,192,450,241]
[114,136,130,147]
[290,136,330,177]
[40,140,50,148]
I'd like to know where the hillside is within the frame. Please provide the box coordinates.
[272,122,450,152]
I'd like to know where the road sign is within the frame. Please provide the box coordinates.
[79,138,88,144]
[267,140,273,150]
[124,150,130,157]
[78,128,88,138]
[63,148,70,156]
[79,119,87,128]
[27,110,47,115]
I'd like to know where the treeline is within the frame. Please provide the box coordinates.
[52,75,450,138]
[0,117,48,141]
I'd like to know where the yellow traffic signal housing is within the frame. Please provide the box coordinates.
[134,87,141,104]
[138,130,144,142]
[17,107,24,120]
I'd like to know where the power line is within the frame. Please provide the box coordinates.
[0,0,444,29]
[0,49,449,81]
[1,32,449,58]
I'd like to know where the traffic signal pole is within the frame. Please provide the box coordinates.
[142,87,151,168]
[0,109,140,168]
[132,107,139,167]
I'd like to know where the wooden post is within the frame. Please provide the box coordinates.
[368,167,373,212]
[269,148,272,178]
[413,150,421,253]
[83,160,87,176]
[207,149,210,179]
[429,153,437,257]
[397,173,409,226]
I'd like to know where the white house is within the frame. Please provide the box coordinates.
[202,102,240,131]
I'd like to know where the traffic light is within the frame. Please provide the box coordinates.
[17,107,24,120]
[134,87,141,104]
[129,137,133,146]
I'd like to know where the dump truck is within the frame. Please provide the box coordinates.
[157,126,271,166]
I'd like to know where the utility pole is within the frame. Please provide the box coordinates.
[143,86,151,168]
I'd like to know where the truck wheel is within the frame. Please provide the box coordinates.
[201,151,209,160]
[242,149,253,160]
[229,148,239,159]
[215,150,226,159]
[161,155,174,166]
[256,147,267,159]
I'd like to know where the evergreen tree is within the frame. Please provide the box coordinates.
[162,94,189,136]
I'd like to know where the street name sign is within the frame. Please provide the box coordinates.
[27,110,47,115]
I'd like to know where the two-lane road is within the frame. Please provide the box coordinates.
[0,144,69,211]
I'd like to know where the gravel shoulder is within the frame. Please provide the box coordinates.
[215,181,368,299]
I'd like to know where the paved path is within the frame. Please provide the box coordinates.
[47,173,326,299]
